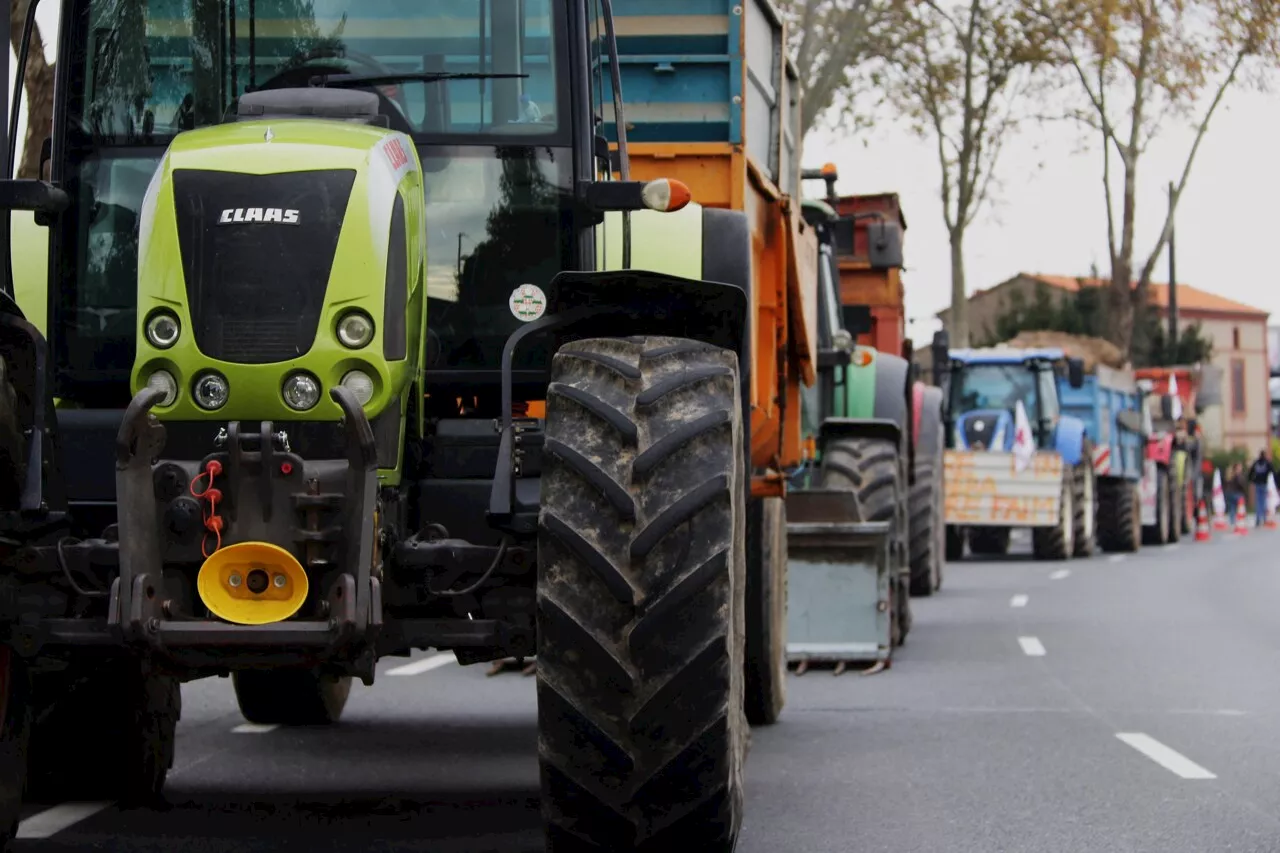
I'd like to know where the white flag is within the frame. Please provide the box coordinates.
[1212,468,1226,516]
[1268,477,1279,516]
[1169,374,1183,420]
[1012,399,1035,472]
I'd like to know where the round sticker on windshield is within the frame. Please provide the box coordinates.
[509,284,547,322]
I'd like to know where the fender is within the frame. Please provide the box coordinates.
[1052,414,1086,467]
[911,381,925,448]
[917,385,944,455]
[818,417,902,455]
[872,351,914,484]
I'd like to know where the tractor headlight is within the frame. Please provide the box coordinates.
[336,311,374,349]
[282,372,321,411]
[145,311,180,349]
[192,372,229,410]
[145,370,178,407]
[340,370,375,406]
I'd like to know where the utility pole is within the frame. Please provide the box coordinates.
[1167,181,1179,364]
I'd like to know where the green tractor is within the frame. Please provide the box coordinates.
[0,0,771,849]
[795,170,921,646]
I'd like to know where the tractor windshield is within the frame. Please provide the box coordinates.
[951,364,1040,422]
[52,0,573,399]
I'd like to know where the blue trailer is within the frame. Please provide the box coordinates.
[1058,365,1150,552]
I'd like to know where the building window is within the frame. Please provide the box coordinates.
[1231,358,1246,415]
[1234,327,1241,349]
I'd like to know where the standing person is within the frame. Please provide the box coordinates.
[1250,450,1274,527]
[1226,462,1246,517]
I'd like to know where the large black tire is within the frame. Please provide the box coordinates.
[233,669,352,725]
[1142,468,1170,545]
[28,663,180,806]
[945,526,965,561]
[1072,452,1097,557]
[536,336,745,852]
[967,527,1010,556]
[744,496,786,726]
[818,435,911,644]
[908,412,944,596]
[1096,477,1141,552]
[0,647,30,847]
[1166,468,1182,543]
[1032,471,1074,560]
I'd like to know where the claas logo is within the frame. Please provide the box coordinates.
[218,208,300,225]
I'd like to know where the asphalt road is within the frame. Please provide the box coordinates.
[13,524,1280,852]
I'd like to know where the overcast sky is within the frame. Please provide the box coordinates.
[10,5,1277,354]
[803,83,1280,349]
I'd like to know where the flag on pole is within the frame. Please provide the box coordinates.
[1211,468,1228,529]
[1169,374,1183,420]
[1012,399,1034,472]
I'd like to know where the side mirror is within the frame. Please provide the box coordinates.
[868,220,904,270]
[0,180,70,226]
[1067,357,1084,389]
[583,178,692,213]
[841,304,873,336]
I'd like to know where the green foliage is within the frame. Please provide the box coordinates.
[981,278,1214,367]
[1208,447,1248,474]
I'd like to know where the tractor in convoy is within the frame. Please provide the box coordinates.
[930,338,1095,560]
[0,0,928,850]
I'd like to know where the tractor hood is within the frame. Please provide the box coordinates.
[953,409,1015,451]
[137,115,420,366]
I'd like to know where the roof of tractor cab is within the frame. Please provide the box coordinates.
[950,347,1065,365]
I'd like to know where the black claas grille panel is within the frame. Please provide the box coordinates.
[172,169,357,364]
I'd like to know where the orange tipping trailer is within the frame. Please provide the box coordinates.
[627,140,818,497]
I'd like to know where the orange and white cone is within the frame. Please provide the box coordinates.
[1234,496,1249,535]
[1211,469,1229,530]
[1195,500,1212,541]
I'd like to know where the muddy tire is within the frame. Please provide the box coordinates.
[744,496,786,726]
[0,357,26,511]
[908,426,944,596]
[818,435,911,643]
[967,526,1010,556]
[1072,452,1097,557]
[537,336,745,852]
[233,670,351,725]
[1096,477,1141,552]
[28,664,180,806]
[1032,472,1074,560]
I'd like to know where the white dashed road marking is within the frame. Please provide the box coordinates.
[386,653,455,676]
[1010,594,1029,608]
[1115,732,1217,779]
[231,723,278,734]
[1108,555,1126,563]
[1018,636,1046,656]
[16,802,111,839]
[1049,569,1070,580]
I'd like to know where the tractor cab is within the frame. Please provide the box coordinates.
[945,348,1084,452]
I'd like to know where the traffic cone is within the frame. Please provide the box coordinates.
[1211,469,1229,530]
[1194,500,1211,541]
[1234,496,1249,535]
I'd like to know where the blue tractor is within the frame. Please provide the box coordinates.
[931,336,1095,560]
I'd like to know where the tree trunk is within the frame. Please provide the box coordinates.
[9,0,55,180]
[948,229,969,348]
[1107,256,1134,359]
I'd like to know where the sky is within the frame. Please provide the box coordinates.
[802,82,1280,350]
[9,4,1279,354]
